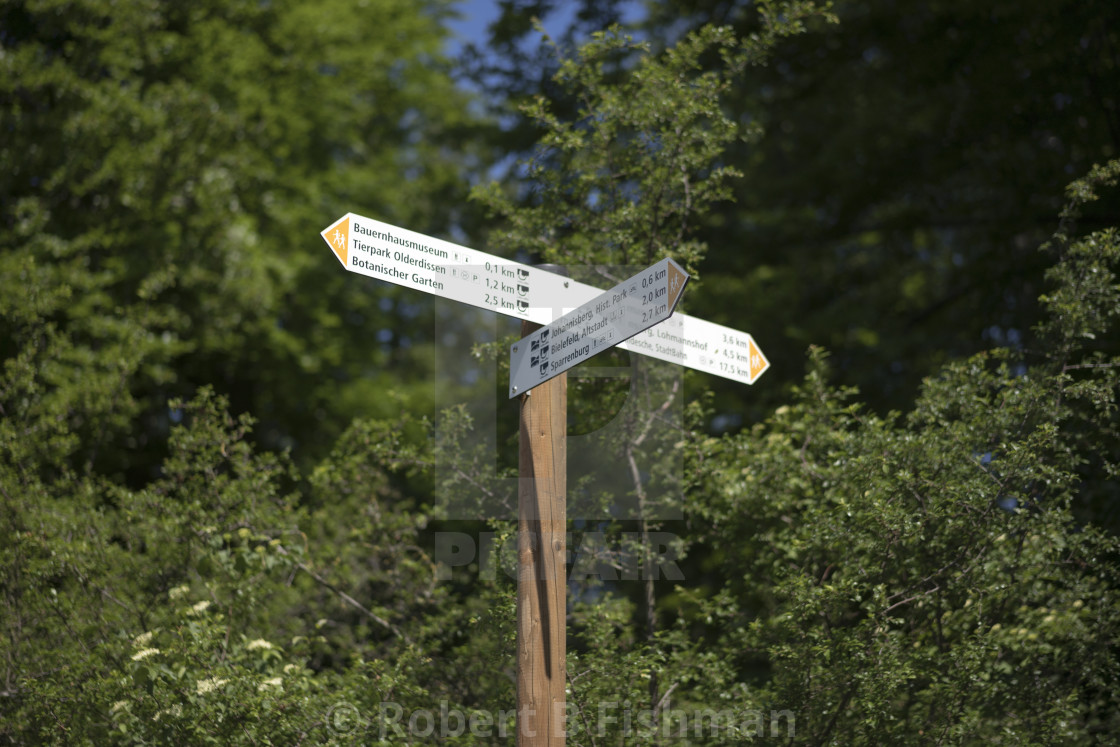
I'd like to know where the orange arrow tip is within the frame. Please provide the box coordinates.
[747,337,769,381]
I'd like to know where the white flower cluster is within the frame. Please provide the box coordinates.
[196,677,228,695]
[258,677,283,691]
[131,648,159,662]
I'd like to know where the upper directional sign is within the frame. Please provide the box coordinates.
[320,212,770,385]
[508,258,689,397]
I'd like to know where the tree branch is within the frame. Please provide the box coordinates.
[274,545,408,643]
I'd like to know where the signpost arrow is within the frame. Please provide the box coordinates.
[320,212,770,385]
[509,257,689,397]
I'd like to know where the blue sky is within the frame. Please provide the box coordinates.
[444,0,501,56]
[443,0,645,57]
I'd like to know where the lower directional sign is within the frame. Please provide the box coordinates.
[509,258,689,397]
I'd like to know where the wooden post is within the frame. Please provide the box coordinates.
[517,316,567,746]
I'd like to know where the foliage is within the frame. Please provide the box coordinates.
[641,0,1120,419]
[473,23,745,274]
[677,162,1120,743]
[1,385,517,743]
[472,3,836,277]
[459,0,1120,424]
[3,0,1120,744]
[0,0,489,477]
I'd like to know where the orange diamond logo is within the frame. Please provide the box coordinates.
[748,337,769,382]
[322,216,350,265]
[666,260,688,308]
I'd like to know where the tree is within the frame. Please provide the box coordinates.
[0,0,491,479]
[1,0,504,741]
[453,0,1120,426]
[686,163,1120,742]
[639,0,1120,420]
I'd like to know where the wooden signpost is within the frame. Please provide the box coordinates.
[321,213,758,744]
[509,259,689,744]
[516,316,567,744]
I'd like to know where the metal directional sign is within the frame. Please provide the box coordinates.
[320,212,770,385]
[508,258,689,396]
